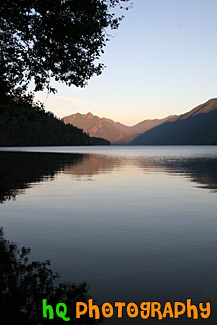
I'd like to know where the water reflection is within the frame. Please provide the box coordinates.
[137,156,217,192]
[1,151,217,204]
[0,227,101,324]
[1,150,217,325]
[0,152,84,202]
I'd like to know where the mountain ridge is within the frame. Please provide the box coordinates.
[131,98,217,145]
[63,113,174,144]
[62,98,217,145]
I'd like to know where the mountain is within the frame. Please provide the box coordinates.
[62,112,173,144]
[131,98,217,145]
[0,98,110,146]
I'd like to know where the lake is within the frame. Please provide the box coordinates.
[1,146,217,324]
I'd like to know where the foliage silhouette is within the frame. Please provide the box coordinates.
[0,0,121,144]
[0,0,130,99]
[0,228,102,324]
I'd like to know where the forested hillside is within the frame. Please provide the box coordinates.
[0,96,109,146]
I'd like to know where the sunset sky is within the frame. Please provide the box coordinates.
[34,0,217,126]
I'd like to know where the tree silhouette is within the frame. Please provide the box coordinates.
[0,0,130,99]
[0,228,102,324]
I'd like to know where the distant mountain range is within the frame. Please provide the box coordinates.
[131,98,217,145]
[63,98,217,145]
[62,112,173,144]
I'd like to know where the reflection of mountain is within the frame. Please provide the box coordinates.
[1,151,217,204]
[64,154,121,178]
[65,155,217,192]
[131,98,217,145]
[157,158,217,191]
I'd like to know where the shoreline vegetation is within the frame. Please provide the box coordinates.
[0,227,102,324]
[0,0,128,148]
[0,95,110,147]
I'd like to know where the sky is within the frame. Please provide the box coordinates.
[34,0,217,126]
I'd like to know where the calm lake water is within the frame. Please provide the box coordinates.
[1,146,217,324]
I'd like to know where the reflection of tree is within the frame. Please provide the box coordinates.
[0,152,84,203]
[0,152,121,202]
[0,228,101,324]
[1,152,217,204]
